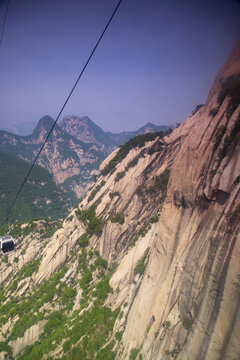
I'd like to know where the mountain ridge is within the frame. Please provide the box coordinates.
[60,115,170,152]
[0,115,171,198]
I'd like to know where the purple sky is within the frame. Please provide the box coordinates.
[0,0,239,133]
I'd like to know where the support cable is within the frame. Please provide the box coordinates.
[0,0,10,47]
[1,0,123,226]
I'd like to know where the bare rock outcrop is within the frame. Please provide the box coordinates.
[103,42,240,359]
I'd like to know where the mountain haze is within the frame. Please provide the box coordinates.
[2,121,37,136]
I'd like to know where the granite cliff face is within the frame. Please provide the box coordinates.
[0,43,239,360]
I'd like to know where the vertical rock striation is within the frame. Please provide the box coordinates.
[104,41,240,359]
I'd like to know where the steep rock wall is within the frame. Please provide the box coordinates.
[102,42,240,359]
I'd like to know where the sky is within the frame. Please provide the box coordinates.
[0,0,239,133]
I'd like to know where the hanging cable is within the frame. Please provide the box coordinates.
[1,0,124,226]
[0,0,10,47]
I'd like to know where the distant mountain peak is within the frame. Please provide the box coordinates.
[37,115,55,127]
[60,115,106,145]
[60,115,170,152]
[32,115,56,137]
[145,122,155,127]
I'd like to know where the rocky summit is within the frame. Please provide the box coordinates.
[0,42,239,360]
[60,115,170,153]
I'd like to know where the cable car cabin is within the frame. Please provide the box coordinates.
[0,235,15,255]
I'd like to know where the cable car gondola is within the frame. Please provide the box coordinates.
[0,234,15,255]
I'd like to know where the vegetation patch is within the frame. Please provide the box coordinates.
[0,218,53,239]
[4,249,120,360]
[92,275,113,303]
[109,191,120,199]
[76,206,103,236]
[115,171,126,182]
[78,233,89,247]
[44,311,66,335]
[125,154,141,170]
[1,266,69,343]
[135,170,169,207]
[196,194,210,210]
[146,169,170,195]
[87,180,106,203]
[135,186,144,197]
[147,141,163,155]
[115,331,123,341]
[66,214,74,222]
[155,170,170,191]
[150,215,159,223]
[109,212,125,225]
[18,258,41,280]
[209,108,218,117]
[0,341,12,358]
[230,203,240,223]
[219,115,240,160]
[166,343,182,359]
[0,151,75,222]
[94,257,108,270]
[192,104,204,115]
[130,347,141,360]
[134,248,150,276]
[162,320,171,328]
[219,135,230,158]
[14,220,37,237]
[40,220,62,239]
[101,131,167,176]
[0,222,123,360]
[217,74,240,116]
[95,340,115,360]
[214,125,225,150]
[182,317,192,330]
[60,287,77,306]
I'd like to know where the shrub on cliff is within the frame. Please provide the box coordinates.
[230,204,240,222]
[192,104,204,115]
[134,248,150,276]
[110,212,125,225]
[115,171,125,182]
[217,74,240,116]
[196,194,210,210]
[102,131,166,176]
[76,206,103,236]
[78,233,89,247]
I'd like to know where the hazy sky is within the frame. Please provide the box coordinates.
[0,0,239,133]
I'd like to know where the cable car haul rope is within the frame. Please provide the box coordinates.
[0,0,123,253]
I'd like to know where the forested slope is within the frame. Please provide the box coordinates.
[0,151,75,222]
